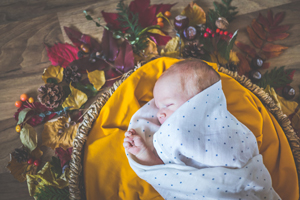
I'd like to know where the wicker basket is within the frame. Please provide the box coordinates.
[68,64,300,200]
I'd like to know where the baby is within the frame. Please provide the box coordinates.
[123,59,220,166]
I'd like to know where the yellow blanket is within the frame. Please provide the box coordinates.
[84,57,299,200]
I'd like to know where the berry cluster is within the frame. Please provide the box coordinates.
[27,157,41,167]
[156,11,172,28]
[203,28,233,39]
[15,94,34,108]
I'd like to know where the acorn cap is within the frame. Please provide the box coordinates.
[282,86,296,100]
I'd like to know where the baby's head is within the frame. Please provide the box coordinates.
[153,59,220,124]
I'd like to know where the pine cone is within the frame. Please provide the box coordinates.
[182,42,205,59]
[63,65,82,83]
[12,148,29,163]
[223,63,238,72]
[37,83,64,109]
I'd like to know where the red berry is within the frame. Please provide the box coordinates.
[20,94,28,102]
[211,33,215,37]
[27,158,34,165]
[206,27,211,33]
[203,32,209,38]
[15,100,22,108]
[219,30,224,35]
[224,31,228,36]
[216,28,220,33]
[228,32,233,38]
[33,159,40,167]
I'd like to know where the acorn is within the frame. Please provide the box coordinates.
[174,15,189,30]
[80,44,90,53]
[282,86,296,100]
[215,17,229,30]
[249,70,262,83]
[183,26,197,40]
[250,57,264,70]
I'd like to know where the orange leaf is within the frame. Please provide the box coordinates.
[235,41,257,58]
[267,10,273,26]
[273,12,285,27]
[269,25,290,34]
[251,19,266,40]
[262,51,283,59]
[247,26,263,48]
[267,32,289,42]
[236,52,251,76]
[257,13,269,30]
[262,43,288,52]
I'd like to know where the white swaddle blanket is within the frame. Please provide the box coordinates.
[126,80,281,200]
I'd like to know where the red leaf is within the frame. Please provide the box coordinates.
[247,26,263,49]
[251,19,266,40]
[64,27,101,52]
[129,0,150,15]
[235,41,257,58]
[149,33,172,46]
[101,29,119,62]
[262,62,270,69]
[101,11,123,31]
[46,43,78,68]
[236,52,251,76]
[267,32,289,42]
[267,10,273,26]
[257,13,269,30]
[262,51,283,59]
[69,57,109,73]
[55,147,73,167]
[273,12,285,27]
[114,41,134,73]
[104,68,122,87]
[14,102,56,127]
[269,25,290,34]
[262,43,288,52]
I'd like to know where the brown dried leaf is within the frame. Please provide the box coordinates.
[236,52,251,76]
[251,19,266,40]
[235,41,257,58]
[42,116,79,150]
[257,13,269,30]
[247,26,263,48]
[181,2,206,26]
[262,43,288,52]
[267,32,289,42]
[273,12,285,27]
[262,62,270,69]
[267,10,273,26]
[269,25,290,34]
[134,39,159,63]
[262,51,283,59]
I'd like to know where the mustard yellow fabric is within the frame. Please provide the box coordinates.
[84,57,299,200]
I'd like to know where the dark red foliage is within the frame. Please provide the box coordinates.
[114,40,134,73]
[46,43,79,68]
[55,147,73,168]
[101,29,119,62]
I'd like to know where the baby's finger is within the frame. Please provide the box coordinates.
[129,128,136,134]
[124,137,133,143]
[123,141,132,149]
[125,131,132,137]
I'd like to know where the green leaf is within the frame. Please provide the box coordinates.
[224,30,238,60]
[34,185,69,200]
[85,15,93,20]
[50,156,62,178]
[95,22,101,27]
[20,124,37,152]
[47,78,58,84]
[17,108,32,125]
[75,82,98,98]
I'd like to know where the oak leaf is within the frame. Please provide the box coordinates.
[262,43,288,52]
[62,83,88,110]
[181,2,206,26]
[42,116,79,150]
[86,70,106,91]
[42,65,64,84]
[26,162,69,197]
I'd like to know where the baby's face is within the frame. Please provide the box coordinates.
[153,74,191,124]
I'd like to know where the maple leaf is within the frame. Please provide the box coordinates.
[55,147,72,168]
[114,40,135,73]
[45,43,78,68]
[42,116,79,150]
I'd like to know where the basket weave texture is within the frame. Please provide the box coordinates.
[68,64,300,200]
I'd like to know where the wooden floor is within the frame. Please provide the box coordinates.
[0,0,299,199]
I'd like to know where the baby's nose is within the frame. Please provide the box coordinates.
[157,112,166,123]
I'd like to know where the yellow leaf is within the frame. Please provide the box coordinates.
[147,28,166,36]
[62,83,88,110]
[164,36,184,53]
[181,2,206,26]
[87,70,106,91]
[209,51,239,66]
[134,39,158,63]
[26,162,69,196]
[42,116,79,150]
[20,124,38,152]
[160,50,181,58]
[42,65,64,84]
[229,51,239,65]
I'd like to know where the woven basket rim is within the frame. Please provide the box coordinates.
[68,62,300,200]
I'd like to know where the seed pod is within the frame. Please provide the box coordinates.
[250,57,264,70]
[282,86,296,100]
[215,17,229,30]
[174,15,189,30]
[249,70,262,83]
[183,26,197,40]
